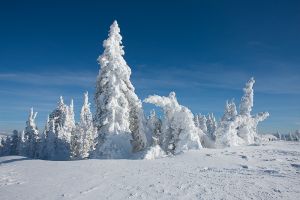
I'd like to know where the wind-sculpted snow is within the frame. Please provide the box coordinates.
[144,92,202,154]
[0,141,299,200]
[215,78,270,148]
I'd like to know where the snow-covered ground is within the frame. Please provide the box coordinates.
[0,141,299,200]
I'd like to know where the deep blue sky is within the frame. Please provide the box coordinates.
[0,0,299,134]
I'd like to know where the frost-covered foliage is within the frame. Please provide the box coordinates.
[144,92,202,154]
[71,92,96,159]
[206,113,217,141]
[9,130,19,155]
[222,100,237,122]
[275,130,300,141]
[38,116,49,159]
[194,115,199,128]
[146,110,162,146]
[93,21,147,158]
[291,130,300,141]
[240,78,255,116]
[143,110,165,159]
[215,78,269,147]
[237,78,269,144]
[215,101,244,147]
[42,97,75,160]
[198,114,208,134]
[19,108,39,158]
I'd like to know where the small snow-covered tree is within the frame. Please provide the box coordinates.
[222,100,237,122]
[38,115,50,159]
[198,114,208,134]
[215,100,244,147]
[144,92,202,154]
[20,108,39,158]
[194,114,200,128]
[0,130,22,156]
[45,119,57,159]
[93,21,147,158]
[206,113,217,141]
[294,130,300,141]
[143,110,165,160]
[71,92,96,159]
[0,136,10,156]
[10,130,19,155]
[45,96,75,160]
[146,109,162,146]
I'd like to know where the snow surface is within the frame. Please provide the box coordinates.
[1,141,299,200]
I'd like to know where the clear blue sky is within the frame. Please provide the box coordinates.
[0,0,299,134]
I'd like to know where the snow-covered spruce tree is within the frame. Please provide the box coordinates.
[71,92,96,159]
[0,137,5,156]
[215,100,245,147]
[20,108,39,158]
[237,78,269,144]
[46,96,75,160]
[144,92,202,155]
[10,130,19,155]
[294,130,300,141]
[198,114,208,134]
[38,115,50,159]
[142,110,166,160]
[93,21,147,158]
[0,130,20,156]
[194,114,200,128]
[44,119,57,159]
[0,136,11,156]
[206,113,217,141]
[222,100,237,122]
[146,109,162,146]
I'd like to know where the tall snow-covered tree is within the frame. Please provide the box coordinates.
[20,108,39,158]
[237,78,269,144]
[144,92,202,154]
[93,20,147,158]
[71,92,96,159]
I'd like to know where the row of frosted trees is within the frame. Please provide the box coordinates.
[0,21,271,160]
[0,93,95,160]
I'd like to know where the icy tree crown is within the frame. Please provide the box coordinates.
[80,92,93,125]
[26,107,38,128]
[222,100,237,121]
[98,20,125,66]
[240,77,255,116]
